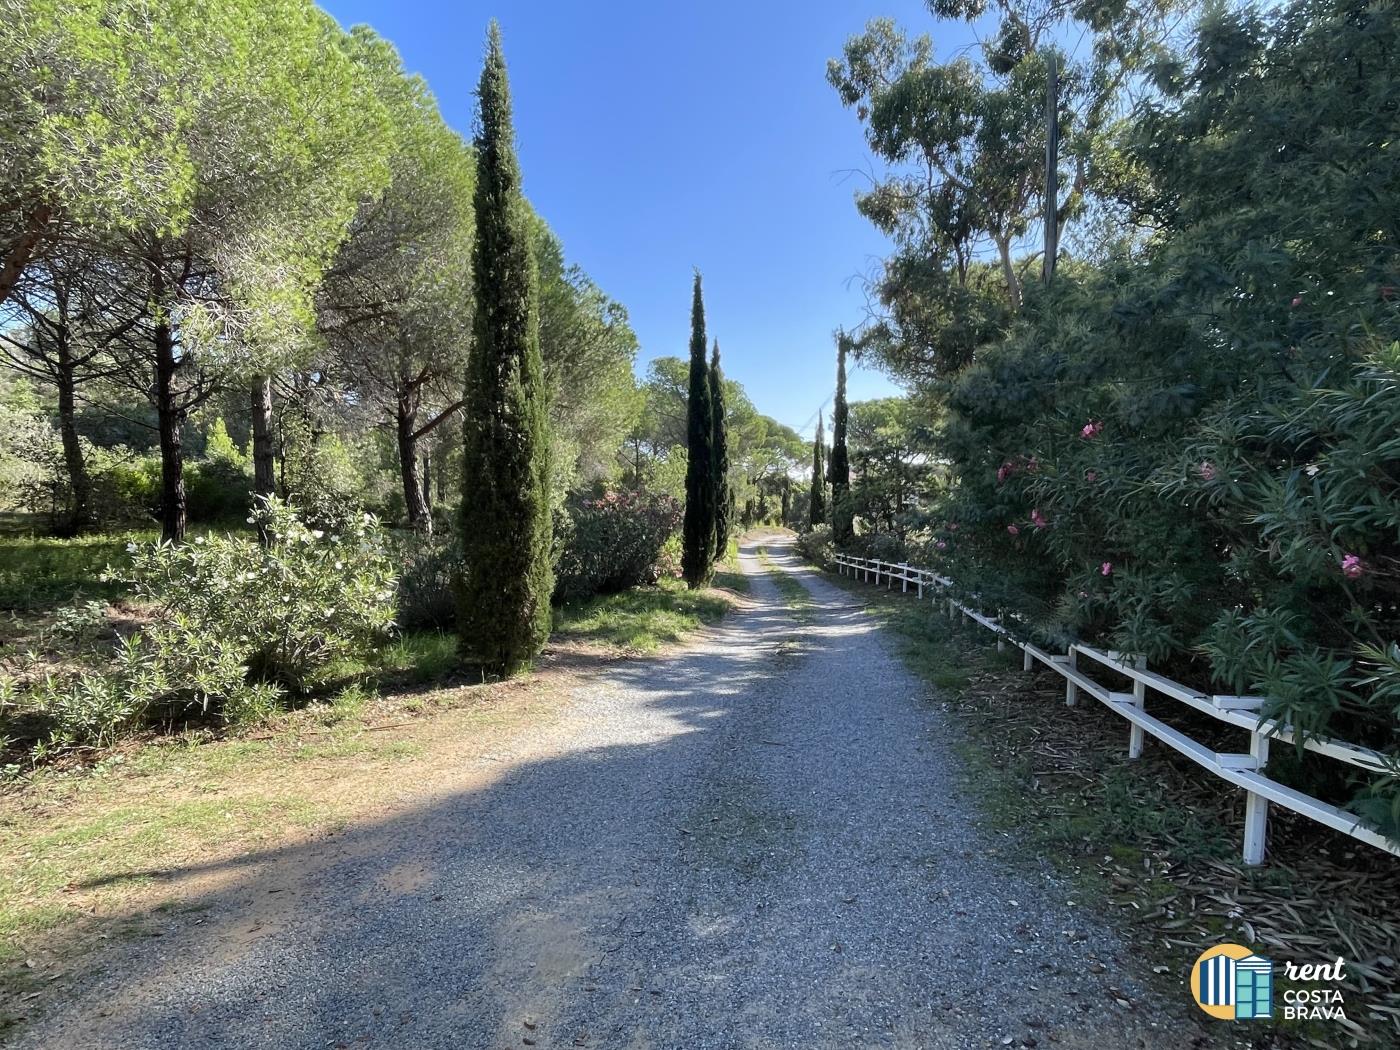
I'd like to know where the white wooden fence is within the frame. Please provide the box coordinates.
[833,554,1399,866]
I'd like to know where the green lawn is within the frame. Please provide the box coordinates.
[553,576,733,652]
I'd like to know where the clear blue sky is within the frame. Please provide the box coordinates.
[319,0,976,438]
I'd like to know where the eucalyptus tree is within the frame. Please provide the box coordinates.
[318,28,475,536]
[457,23,553,675]
[680,274,715,588]
[828,0,1185,378]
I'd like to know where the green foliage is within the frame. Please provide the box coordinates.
[6,501,395,755]
[848,397,936,541]
[554,488,683,603]
[830,336,853,544]
[849,0,1400,835]
[185,421,252,524]
[120,499,397,696]
[395,536,459,632]
[536,222,642,485]
[681,274,716,587]
[709,341,732,561]
[457,23,553,675]
[796,523,835,569]
[808,416,826,527]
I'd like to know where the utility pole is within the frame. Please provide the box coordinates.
[1043,51,1059,285]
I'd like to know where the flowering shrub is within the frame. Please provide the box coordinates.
[553,488,682,603]
[861,0,1400,835]
[117,498,397,697]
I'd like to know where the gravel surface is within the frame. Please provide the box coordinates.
[15,534,1214,1049]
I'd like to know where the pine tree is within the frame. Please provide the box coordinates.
[809,414,826,527]
[457,22,553,675]
[830,334,853,544]
[681,273,715,587]
[709,339,731,566]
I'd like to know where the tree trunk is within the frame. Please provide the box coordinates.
[250,375,276,541]
[154,313,186,543]
[0,204,52,307]
[421,450,433,519]
[997,236,1022,312]
[54,332,91,537]
[397,401,431,536]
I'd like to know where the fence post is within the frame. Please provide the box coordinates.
[1065,647,1079,706]
[917,576,923,599]
[901,563,908,593]
[1242,731,1271,865]
[947,598,956,619]
[1022,647,1033,672]
[1128,655,1148,759]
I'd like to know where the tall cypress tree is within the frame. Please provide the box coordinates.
[457,22,553,675]
[681,273,715,587]
[709,339,731,565]
[830,334,853,544]
[809,414,826,527]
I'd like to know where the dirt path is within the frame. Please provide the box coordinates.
[13,535,1213,1049]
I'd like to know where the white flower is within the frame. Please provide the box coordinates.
[126,542,138,554]
[194,536,205,545]
[311,530,325,540]
[246,517,255,524]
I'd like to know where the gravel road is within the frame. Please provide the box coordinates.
[15,533,1214,1049]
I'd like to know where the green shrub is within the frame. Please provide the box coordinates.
[553,488,682,603]
[396,536,458,631]
[795,524,834,567]
[185,458,253,524]
[120,498,397,694]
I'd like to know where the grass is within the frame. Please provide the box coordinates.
[0,530,139,612]
[553,577,733,652]
[756,546,814,620]
[0,524,748,1034]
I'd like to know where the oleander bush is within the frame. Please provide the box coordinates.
[844,0,1400,835]
[4,500,398,756]
[553,488,683,603]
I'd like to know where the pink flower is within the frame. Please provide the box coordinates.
[1026,456,1040,473]
[1031,508,1048,529]
[1080,421,1103,440]
[1196,460,1216,482]
[1085,470,1097,482]
[935,540,948,551]
[1007,524,1020,536]
[1100,561,1113,577]
[1291,296,1303,308]
[948,523,958,531]
[996,464,1010,484]
[1341,554,1366,579]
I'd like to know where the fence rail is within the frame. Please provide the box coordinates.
[832,554,1399,865]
